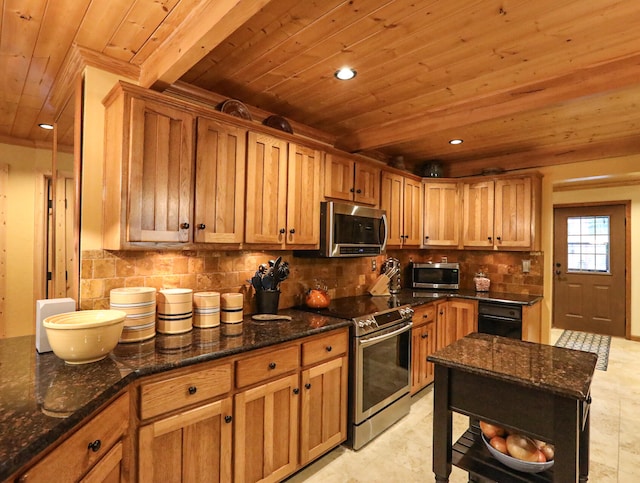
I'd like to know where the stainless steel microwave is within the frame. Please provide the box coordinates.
[411,262,460,289]
[296,201,387,257]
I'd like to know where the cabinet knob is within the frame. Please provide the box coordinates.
[268,362,276,370]
[181,222,190,229]
[487,236,492,241]
[325,345,332,352]
[305,383,311,390]
[496,236,501,241]
[188,386,197,395]
[439,310,444,315]
[350,188,355,193]
[425,235,429,240]
[279,228,286,234]
[421,334,428,339]
[289,228,296,234]
[88,440,102,453]
[356,189,362,194]
[197,223,206,230]
[224,415,233,424]
[423,314,429,319]
[293,388,300,395]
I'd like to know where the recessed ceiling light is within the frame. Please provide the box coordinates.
[38,123,54,130]
[449,139,463,145]
[334,67,357,80]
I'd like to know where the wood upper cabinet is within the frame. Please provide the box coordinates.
[324,153,379,206]
[245,133,322,247]
[411,304,437,394]
[423,181,461,247]
[234,374,300,483]
[380,171,422,247]
[194,117,247,244]
[462,175,540,250]
[103,88,195,248]
[18,393,130,483]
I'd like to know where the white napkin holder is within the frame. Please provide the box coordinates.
[35,298,76,353]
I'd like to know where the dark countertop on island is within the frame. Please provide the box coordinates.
[0,308,350,481]
[428,332,597,400]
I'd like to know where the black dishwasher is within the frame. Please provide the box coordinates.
[477,301,522,340]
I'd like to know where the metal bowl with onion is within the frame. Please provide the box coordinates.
[43,310,126,364]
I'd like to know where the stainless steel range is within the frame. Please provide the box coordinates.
[298,296,414,450]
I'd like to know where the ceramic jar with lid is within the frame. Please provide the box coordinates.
[474,272,490,292]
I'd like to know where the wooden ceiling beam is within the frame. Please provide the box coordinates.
[340,53,640,153]
[138,0,276,90]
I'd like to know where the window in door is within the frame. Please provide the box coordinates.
[567,216,610,273]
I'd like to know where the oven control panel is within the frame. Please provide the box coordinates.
[352,305,413,336]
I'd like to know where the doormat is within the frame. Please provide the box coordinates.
[554,330,611,371]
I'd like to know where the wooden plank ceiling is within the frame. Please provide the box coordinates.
[3,0,640,176]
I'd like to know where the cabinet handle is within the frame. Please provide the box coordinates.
[421,334,428,339]
[197,223,206,230]
[439,310,444,315]
[88,440,102,453]
[423,314,429,319]
[225,415,233,424]
[188,386,197,395]
[350,188,355,193]
[180,222,190,229]
[356,189,362,194]
[293,388,300,395]
[487,236,492,241]
[279,228,286,234]
[496,236,501,241]
[425,235,429,240]
[326,345,332,352]
[268,362,276,369]
[289,228,296,234]
[305,383,312,390]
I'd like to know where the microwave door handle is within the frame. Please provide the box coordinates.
[380,213,388,251]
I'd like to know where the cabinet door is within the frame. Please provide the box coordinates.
[380,172,404,247]
[324,153,354,201]
[435,301,455,350]
[448,299,478,339]
[234,374,299,483]
[138,397,233,483]
[423,181,461,247]
[194,118,246,243]
[402,177,423,246]
[286,144,322,246]
[245,132,288,244]
[354,162,380,206]
[411,320,437,394]
[462,181,494,247]
[494,177,532,248]
[300,355,348,465]
[128,97,194,243]
[80,442,123,483]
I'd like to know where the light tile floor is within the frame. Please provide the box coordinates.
[285,329,640,482]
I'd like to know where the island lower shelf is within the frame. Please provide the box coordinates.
[453,425,553,483]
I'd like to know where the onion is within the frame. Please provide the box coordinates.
[489,436,508,454]
[506,434,540,462]
[536,449,547,463]
[541,443,555,461]
[480,421,506,439]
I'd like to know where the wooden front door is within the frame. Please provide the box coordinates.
[553,204,627,336]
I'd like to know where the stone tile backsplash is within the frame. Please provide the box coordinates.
[80,249,543,313]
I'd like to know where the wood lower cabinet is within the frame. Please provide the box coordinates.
[18,393,130,483]
[138,398,233,483]
[435,299,478,351]
[411,304,437,394]
[234,374,300,483]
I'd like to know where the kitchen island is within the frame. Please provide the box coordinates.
[0,309,350,481]
[428,333,597,482]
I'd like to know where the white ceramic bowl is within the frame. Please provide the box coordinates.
[43,310,126,364]
[482,434,554,473]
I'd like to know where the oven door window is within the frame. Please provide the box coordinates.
[357,328,410,421]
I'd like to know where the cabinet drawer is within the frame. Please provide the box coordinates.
[140,363,232,420]
[302,330,348,366]
[235,345,300,389]
[413,304,436,327]
[19,393,129,482]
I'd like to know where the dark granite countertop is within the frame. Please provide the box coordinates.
[428,333,597,400]
[0,309,350,481]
